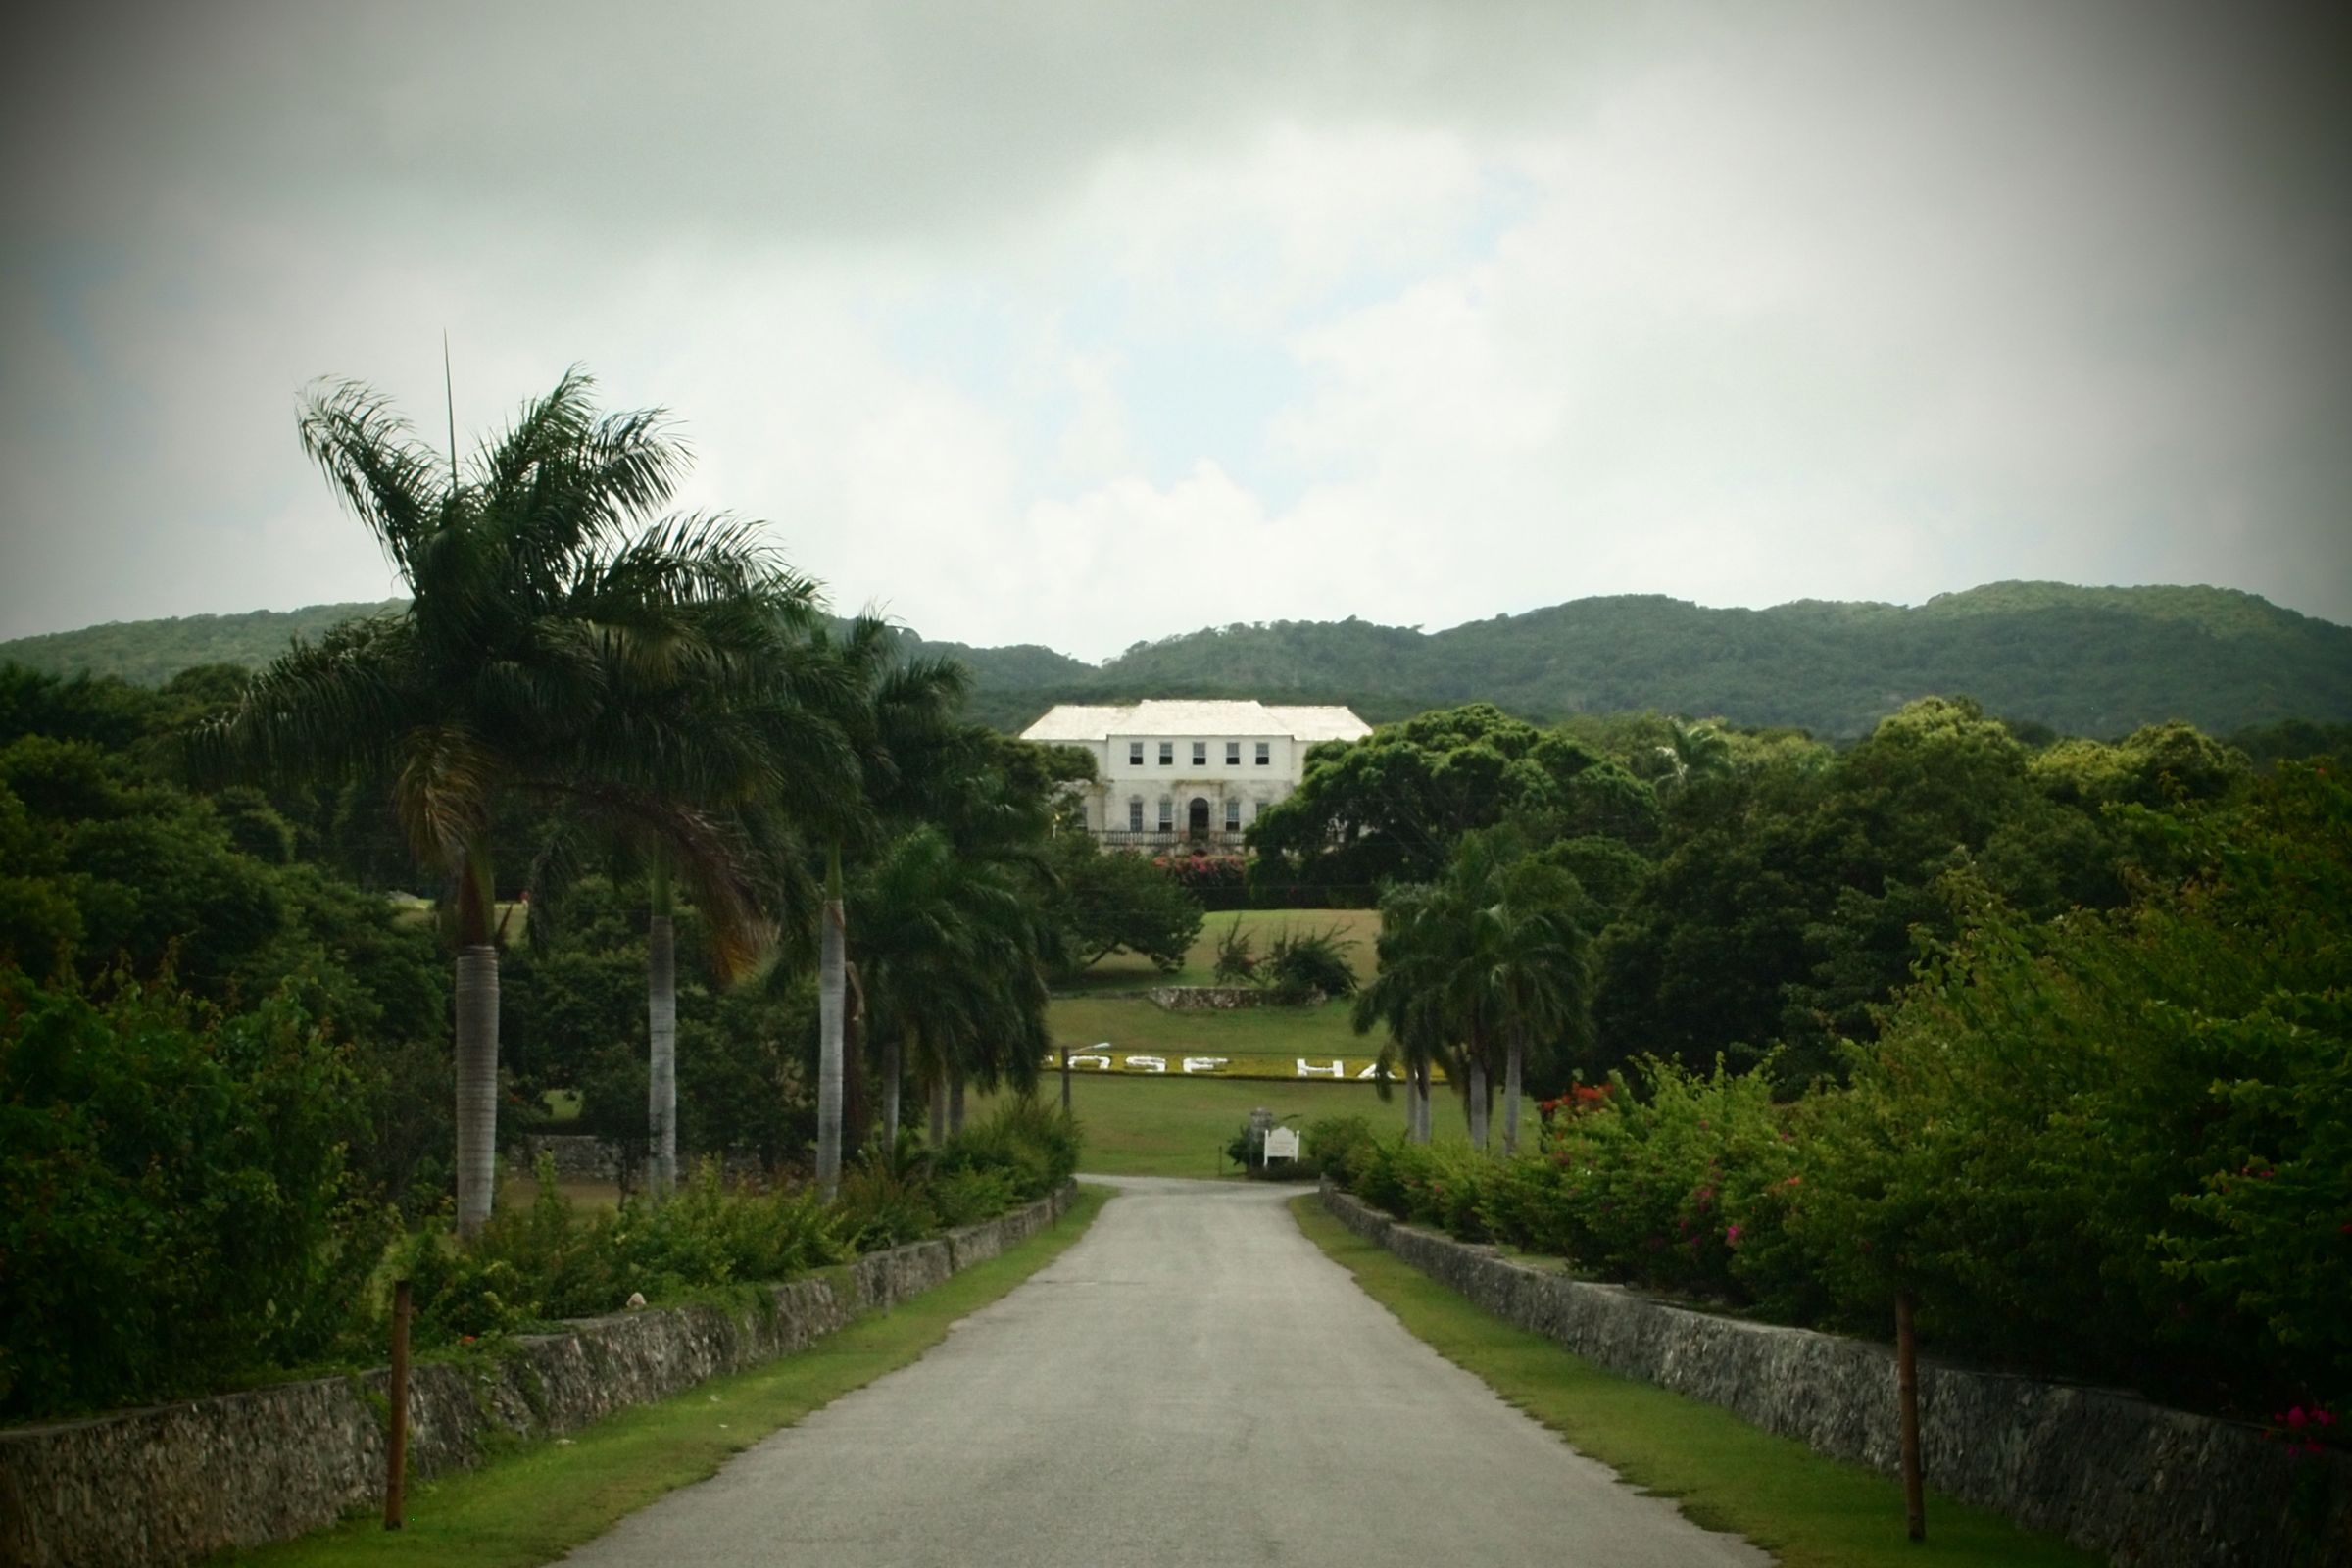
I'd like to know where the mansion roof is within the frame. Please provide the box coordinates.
[1020,699,1371,745]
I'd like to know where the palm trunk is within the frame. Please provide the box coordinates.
[928,1074,947,1147]
[843,961,868,1152]
[817,855,845,1199]
[1467,1054,1490,1150]
[1411,1058,1431,1144]
[949,1076,965,1138]
[647,909,677,1198]
[1502,1028,1524,1156]
[454,944,500,1238]
[882,1032,903,1153]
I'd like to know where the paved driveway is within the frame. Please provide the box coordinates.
[562,1176,1769,1567]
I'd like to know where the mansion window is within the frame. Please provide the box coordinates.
[1158,742,1174,765]
[1128,796,1144,831]
[1224,797,1241,831]
[1158,795,1174,830]
[1128,741,1144,765]
[1192,741,1206,765]
[1226,741,1241,764]
[1254,742,1271,765]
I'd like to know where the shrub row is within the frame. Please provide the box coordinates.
[402,1097,1082,1346]
[1328,767,2351,1434]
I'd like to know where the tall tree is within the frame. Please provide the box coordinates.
[1470,846,1592,1153]
[190,368,804,1235]
[1354,881,1451,1143]
[803,616,967,1193]
[1353,825,1592,1150]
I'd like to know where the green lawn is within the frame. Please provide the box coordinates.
[1288,1197,2103,1568]
[1056,906,1381,992]
[1046,992,1366,1065]
[979,1072,1453,1178]
[219,1187,1111,1568]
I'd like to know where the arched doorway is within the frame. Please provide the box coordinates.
[1187,797,1210,841]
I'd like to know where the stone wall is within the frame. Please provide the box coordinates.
[1149,985,1277,1009]
[512,1131,625,1183]
[1320,1186,2350,1568]
[0,1185,1077,1568]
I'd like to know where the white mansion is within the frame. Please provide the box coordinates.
[1020,699,1371,850]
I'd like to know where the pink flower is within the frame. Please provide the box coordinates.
[2285,1407,2308,1429]
[1724,1224,1743,1247]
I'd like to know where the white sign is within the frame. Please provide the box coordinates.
[1263,1127,1303,1161]
[1124,1055,1167,1074]
[1182,1056,1230,1074]
[1297,1058,1345,1079]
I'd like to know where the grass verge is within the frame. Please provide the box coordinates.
[1288,1196,2104,1568]
[218,1185,1112,1568]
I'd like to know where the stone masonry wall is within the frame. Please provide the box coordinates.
[0,1185,1076,1568]
[1320,1186,2350,1568]
[1148,985,1277,1010]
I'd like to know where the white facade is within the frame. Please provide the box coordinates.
[1020,699,1371,849]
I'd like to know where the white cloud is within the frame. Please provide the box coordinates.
[2,0,2346,654]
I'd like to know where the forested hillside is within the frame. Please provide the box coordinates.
[0,601,408,687]
[9,580,2348,739]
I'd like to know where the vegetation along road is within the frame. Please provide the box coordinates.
[560,1179,1765,1567]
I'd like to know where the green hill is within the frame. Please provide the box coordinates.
[0,601,408,687]
[7,581,2348,740]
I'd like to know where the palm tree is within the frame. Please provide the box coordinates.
[562,605,858,1198]
[1474,853,1591,1154]
[192,368,810,1234]
[1354,827,1593,1152]
[1354,882,1453,1144]
[803,616,966,1195]
[852,825,1049,1152]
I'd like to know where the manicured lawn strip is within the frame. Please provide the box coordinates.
[1288,1197,2103,1568]
[978,1074,1452,1177]
[220,1186,1112,1568]
[1046,992,1365,1063]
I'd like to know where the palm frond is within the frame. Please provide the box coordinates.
[296,381,446,581]
[183,614,414,790]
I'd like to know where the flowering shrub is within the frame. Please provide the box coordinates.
[1153,853,1249,909]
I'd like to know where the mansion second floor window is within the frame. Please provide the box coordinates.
[1128,741,1144,765]
[1255,742,1271,765]
[1192,741,1207,765]
[1158,742,1174,765]
[1226,741,1241,764]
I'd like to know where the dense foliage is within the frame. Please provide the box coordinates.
[1,369,1084,1423]
[0,972,387,1416]
[1329,761,2350,1428]
[1045,834,1204,975]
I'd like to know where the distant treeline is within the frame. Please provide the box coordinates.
[7,579,2349,740]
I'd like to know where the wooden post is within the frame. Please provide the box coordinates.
[1061,1041,1072,1117]
[1896,1290,1925,1544]
[385,1279,412,1531]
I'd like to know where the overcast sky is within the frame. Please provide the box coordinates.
[3,1,2346,660]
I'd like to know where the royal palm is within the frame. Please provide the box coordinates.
[194,368,817,1234]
